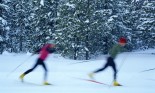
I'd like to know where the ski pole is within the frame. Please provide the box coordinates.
[6,55,32,77]
[117,53,130,72]
[108,53,130,88]
[68,60,90,65]
[140,68,155,73]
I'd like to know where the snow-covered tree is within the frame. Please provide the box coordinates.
[55,0,106,59]
[0,0,9,53]
[129,0,155,50]
[4,0,59,52]
[27,0,59,52]
[54,0,133,59]
[1,0,154,59]
[136,0,155,49]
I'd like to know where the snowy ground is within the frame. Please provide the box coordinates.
[1,50,155,93]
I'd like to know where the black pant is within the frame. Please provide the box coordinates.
[94,57,117,80]
[24,58,48,81]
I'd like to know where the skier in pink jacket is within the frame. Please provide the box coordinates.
[19,40,56,85]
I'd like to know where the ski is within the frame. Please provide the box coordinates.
[73,77,112,86]
[82,79,111,86]
[20,81,53,86]
[22,81,43,86]
[74,77,123,87]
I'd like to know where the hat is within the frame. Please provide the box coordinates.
[48,40,55,44]
[119,37,127,43]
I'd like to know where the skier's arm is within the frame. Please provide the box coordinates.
[31,48,41,56]
[35,48,41,53]
[47,48,56,53]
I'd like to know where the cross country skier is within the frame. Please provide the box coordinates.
[88,37,127,86]
[19,40,56,85]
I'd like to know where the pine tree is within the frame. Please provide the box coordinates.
[28,0,59,52]
[0,0,9,53]
[129,0,155,50]
[55,0,134,59]
[1,0,154,59]
[136,0,155,49]
[5,0,59,52]
[25,0,58,52]
[55,0,102,59]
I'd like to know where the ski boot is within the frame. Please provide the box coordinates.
[19,73,25,82]
[113,80,122,86]
[43,81,52,85]
[88,73,95,79]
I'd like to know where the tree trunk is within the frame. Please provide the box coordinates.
[19,36,23,52]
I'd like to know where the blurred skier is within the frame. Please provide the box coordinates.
[88,37,127,86]
[19,40,56,85]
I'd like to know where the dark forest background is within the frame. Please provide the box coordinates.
[0,0,155,59]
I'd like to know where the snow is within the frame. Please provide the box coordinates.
[65,2,75,8]
[137,19,154,30]
[0,36,3,41]
[0,4,9,10]
[85,19,89,23]
[3,0,11,3]
[40,0,44,6]
[108,15,118,22]
[0,17,7,25]
[1,49,155,93]
[131,0,140,3]
[5,26,10,31]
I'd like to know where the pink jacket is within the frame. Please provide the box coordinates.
[39,44,54,60]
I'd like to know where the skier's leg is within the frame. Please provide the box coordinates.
[88,57,110,79]
[19,58,39,81]
[110,59,121,86]
[94,63,108,73]
[94,57,111,73]
[41,62,48,82]
[24,59,39,74]
[111,62,117,81]
[40,61,51,85]
[107,57,117,80]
